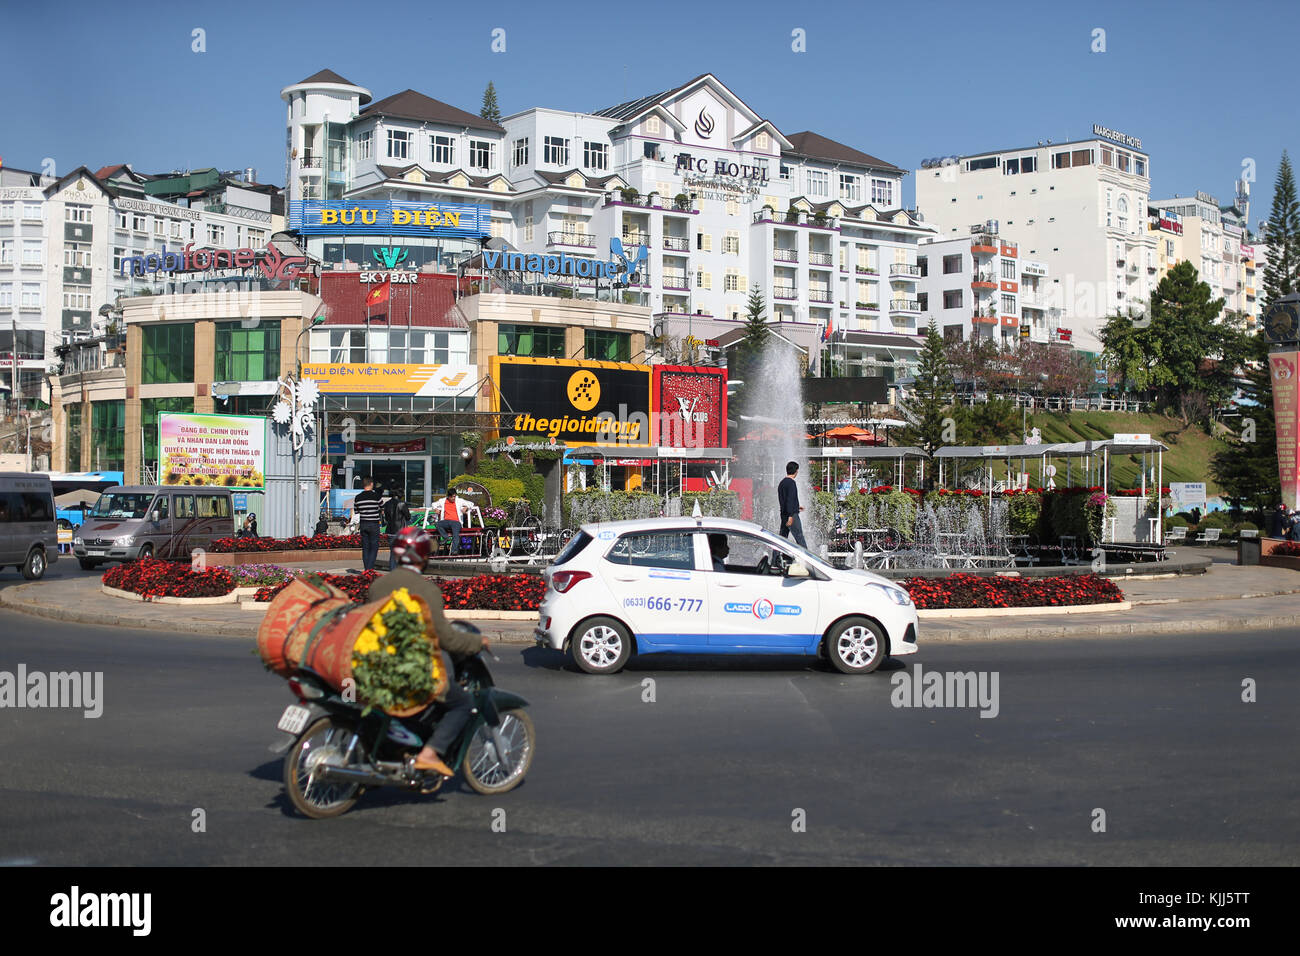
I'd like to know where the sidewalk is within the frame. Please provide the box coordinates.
[2,556,1297,644]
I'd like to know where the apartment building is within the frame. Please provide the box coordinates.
[916,127,1156,353]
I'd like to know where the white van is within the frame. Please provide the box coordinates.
[74,485,235,569]
[0,472,58,580]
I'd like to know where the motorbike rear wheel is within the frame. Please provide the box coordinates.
[284,717,362,819]
[462,709,535,795]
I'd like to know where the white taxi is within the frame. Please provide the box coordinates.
[535,516,919,675]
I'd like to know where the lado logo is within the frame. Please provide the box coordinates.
[752,598,774,620]
[1272,357,1295,381]
[694,108,715,139]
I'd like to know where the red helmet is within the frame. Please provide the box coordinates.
[390,526,432,570]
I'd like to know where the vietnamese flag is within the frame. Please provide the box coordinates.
[365,277,391,308]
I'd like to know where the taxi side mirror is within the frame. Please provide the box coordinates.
[785,561,810,578]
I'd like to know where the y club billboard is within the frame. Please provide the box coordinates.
[491,357,652,446]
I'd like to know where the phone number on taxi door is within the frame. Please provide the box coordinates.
[623,596,703,612]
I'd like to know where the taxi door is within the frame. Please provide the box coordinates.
[705,532,820,651]
[600,529,709,648]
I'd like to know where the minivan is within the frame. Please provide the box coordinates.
[74,485,236,569]
[0,472,58,580]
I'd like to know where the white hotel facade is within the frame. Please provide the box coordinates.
[281,70,939,381]
[915,130,1157,354]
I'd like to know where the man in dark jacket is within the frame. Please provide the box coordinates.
[778,460,807,547]
[368,528,490,778]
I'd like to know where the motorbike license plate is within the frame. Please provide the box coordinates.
[276,704,311,735]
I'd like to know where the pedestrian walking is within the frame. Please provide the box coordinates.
[778,460,807,548]
[351,477,384,570]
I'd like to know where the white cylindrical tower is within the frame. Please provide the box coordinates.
[279,70,372,203]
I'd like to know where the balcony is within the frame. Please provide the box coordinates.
[808,289,832,303]
[773,285,798,300]
[547,231,596,248]
[752,209,838,230]
[854,266,879,276]
[662,273,690,291]
[889,263,921,278]
[889,299,920,313]
[971,235,999,255]
[663,235,690,252]
[971,274,997,289]
[605,193,696,213]
[972,313,998,326]
[621,232,651,246]
[773,248,799,263]
[808,251,834,266]
[855,302,879,312]
[299,156,322,169]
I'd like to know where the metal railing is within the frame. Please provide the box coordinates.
[299,156,322,168]
[663,235,690,251]
[808,251,834,265]
[889,299,920,312]
[808,289,832,303]
[971,234,999,249]
[889,263,921,276]
[621,232,651,246]
[773,248,799,262]
[547,231,596,247]
[773,285,798,299]
[662,274,690,290]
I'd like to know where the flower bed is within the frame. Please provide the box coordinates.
[900,573,1124,610]
[229,564,303,587]
[209,533,390,554]
[1268,540,1300,556]
[103,558,236,600]
[254,572,546,610]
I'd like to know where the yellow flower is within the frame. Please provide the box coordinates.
[351,658,359,669]
[385,645,396,654]
[354,631,381,655]
[382,599,397,614]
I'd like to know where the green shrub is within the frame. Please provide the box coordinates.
[1006,493,1042,536]
[1163,515,1188,531]
[1198,511,1232,531]
[451,475,525,509]
[682,489,742,519]
[563,489,661,525]
[1236,520,1258,532]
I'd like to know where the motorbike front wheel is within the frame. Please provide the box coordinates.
[284,717,362,819]
[461,709,535,795]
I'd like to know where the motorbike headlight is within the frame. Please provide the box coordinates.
[870,583,913,606]
[115,535,135,546]
[73,536,82,546]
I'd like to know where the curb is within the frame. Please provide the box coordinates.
[918,601,1130,619]
[917,612,1300,642]
[0,584,263,638]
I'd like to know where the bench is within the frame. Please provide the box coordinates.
[1165,526,1187,543]
[1195,528,1221,545]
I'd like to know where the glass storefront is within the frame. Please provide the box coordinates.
[90,400,125,471]
[141,397,195,470]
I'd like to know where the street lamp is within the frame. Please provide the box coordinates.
[296,312,326,376]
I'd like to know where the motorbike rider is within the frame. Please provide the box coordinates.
[367,527,490,778]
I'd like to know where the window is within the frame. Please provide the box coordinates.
[65,204,91,223]
[584,329,630,362]
[1020,156,1037,173]
[112,247,126,272]
[357,130,372,160]
[1001,259,1016,279]
[608,531,694,570]
[513,137,528,167]
[64,243,91,267]
[724,269,741,292]
[0,202,11,221]
[1052,152,1070,169]
[917,292,928,311]
[756,132,769,150]
[942,254,962,274]
[90,401,125,471]
[943,289,963,309]
[1070,149,1093,167]
[207,224,225,246]
[432,135,454,165]
[583,141,608,170]
[63,287,91,310]
[65,404,82,470]
[543,136,569,166]
[1100,146,1113,167]
[807,170,828,197]
[1004,158,1019,175]
[839,174,861,202]
[141,396,194,467]
[195,495,230,519]
[141,323,195,384]
[387,129,411,160]
[170,221,183,238]
[723,231,739,254]
[215,321,281,381]
[1117,152,1131,173]
[0,284,11,307]
[247,228,265,247]
[725,201,738,217]
[523,212,534,243]
[469,139,493,170]
[1166,240,1175,257]
[1000,294,1015,314]
[871,179,894,205]
[153,218,165,236]
[966,156,998,171]
[115,211,128,230]
[22,202,43,221]
[133,214,147,232]
[19,283,41,309]
[21,240,42,266]
[696,269,712,290]
[0,240,10,265]
[917,256,928,277]
[646,116,660,135]
[498,324,564,358]
[696,232,712,252]
[1135,158,1146,177]
[780,162,792,181]
[1117,196,1129,233]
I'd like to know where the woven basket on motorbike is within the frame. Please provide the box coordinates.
[256,576,352,677]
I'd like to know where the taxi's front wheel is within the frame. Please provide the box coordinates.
[826,617,886,674]
[571,617,633,675]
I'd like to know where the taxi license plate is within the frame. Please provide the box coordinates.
[87,549,105,556]
[276,705,311,735]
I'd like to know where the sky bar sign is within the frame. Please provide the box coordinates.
[289,200,490,238]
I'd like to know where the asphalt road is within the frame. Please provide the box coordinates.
[0,607,1297,865]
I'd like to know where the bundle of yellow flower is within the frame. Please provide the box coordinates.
[348,588,447,715]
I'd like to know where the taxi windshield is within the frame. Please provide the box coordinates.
[90,493,156,519]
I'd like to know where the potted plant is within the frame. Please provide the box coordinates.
[619,187,640,203]
[675,193,690,211]
[785,206,800,224]
[812,210,828,227]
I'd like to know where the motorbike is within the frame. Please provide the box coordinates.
[269,624,534,819]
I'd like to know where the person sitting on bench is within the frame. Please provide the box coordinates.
[430,488,473,554]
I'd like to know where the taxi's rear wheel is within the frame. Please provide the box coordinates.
[826,616,886,674]
[571,617,632,675]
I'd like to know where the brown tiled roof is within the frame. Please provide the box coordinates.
[784,132,901,172]
[362,89,502,132]
[376,165,511,191]
[94,164,129,180]
[297,68,359,87]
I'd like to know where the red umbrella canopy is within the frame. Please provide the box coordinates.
[818,425,873,440]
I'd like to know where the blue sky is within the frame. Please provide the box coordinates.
[2,0,1296,231]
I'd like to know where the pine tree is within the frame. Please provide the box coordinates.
[480,82,501,124]
[1211,334,1279,518]
[741,284,770,354]
[899,319,955,454]
[1262,151,1300,308]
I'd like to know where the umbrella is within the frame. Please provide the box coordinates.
[56,490,100,508]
